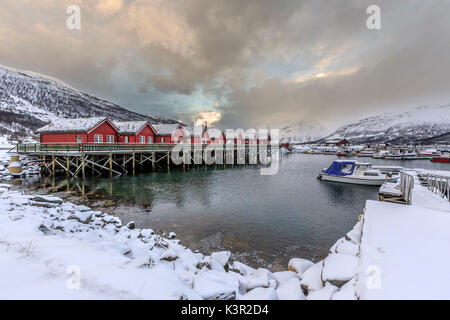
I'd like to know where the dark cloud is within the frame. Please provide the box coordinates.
[0,0,449,132]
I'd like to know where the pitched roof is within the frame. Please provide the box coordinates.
[181,126,203,137]
[36,117,112,133]
[114,121,153,134]
[153,123,182,135]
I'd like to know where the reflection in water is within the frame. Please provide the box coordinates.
[28,155,449,268]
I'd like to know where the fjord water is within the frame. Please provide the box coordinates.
[49,154,449,268]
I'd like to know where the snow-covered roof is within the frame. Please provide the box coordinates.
[114,121,152,134]
[153,124,182,135]
[36,117,110,133]
[182,126,202,137]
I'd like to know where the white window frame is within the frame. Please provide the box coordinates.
[147,136,153,144]
[94,134,103,143]
[106,135,114,143]
[124,136,129,143]
[139,136,145,144]
[161,137,165,143]
[76,135,82,143]
[179,137,183,143]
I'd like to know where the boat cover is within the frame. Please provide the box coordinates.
[324,160,356,176]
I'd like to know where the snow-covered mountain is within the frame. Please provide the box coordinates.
[323,105,450,144]
[0,65,178,145]
[272,120,326,143]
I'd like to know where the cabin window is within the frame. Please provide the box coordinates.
[76,135,82,143]
[94,134,103,143]
[364,172,380,177]
[124,136,129,143]
[179,137,183,143]
[139,136,145,143]
[106,135,114,143]
[161,137,166,143]
[147,136,153,144]
[341,164,353,174]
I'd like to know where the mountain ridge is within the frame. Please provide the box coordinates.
[322,105,450,144]
[0,65,179,144]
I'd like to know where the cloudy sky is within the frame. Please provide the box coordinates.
[1,0,449,133]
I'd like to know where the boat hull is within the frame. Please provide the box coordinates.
[431,157,450,163]
[320,174,398,186]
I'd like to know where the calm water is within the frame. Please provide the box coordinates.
[40,154,450,269]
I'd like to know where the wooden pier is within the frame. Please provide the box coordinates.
[15,143,274,178]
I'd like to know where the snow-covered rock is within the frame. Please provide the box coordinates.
[67,211,93,224]
[276,277,306,300]
[300,261,324,291]
[331,277,357,300]
[230,261,255,276]
[321,254,358,287]
[245,268,278,291]
[240,287,278,300]
[193,270,239,300]
[345,220,363,244]
[272,271,299,283]
[288,258,314,277]
[307,282,339,300]
[330,237,359,256]
[211,251,231,267]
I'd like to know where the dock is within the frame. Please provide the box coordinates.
[14,143,274,178]
[356,169,450,298]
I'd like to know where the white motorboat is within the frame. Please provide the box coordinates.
[318,160,398,186]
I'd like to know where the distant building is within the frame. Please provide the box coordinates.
[324,138,350,146]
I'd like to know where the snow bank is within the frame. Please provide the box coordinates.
[355,200,450,299]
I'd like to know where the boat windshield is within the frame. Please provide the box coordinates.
[324,161,356,176]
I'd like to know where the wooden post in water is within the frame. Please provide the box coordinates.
[66,156,70,177]
[132,152,135,175]
[81,152,85,179]
[109,152,113,177]
[167,151,170,172]
[51,154,55,176]
[152,152,156,171]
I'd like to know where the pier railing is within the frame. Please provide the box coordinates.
[399,171,415,205]
[426,173,450,202]
[15,143,257,154]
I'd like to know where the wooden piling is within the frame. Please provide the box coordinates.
[109,152,113,177]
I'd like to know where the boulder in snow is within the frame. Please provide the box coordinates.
[245,268,278,291]
[240,287,278,300]
[276,277,306,300]
[300,261,324,291]
[288,258,314,277]
[331,277,357,300]
[194,270,239,300]
[67,211,93,224]
[211,251,231,267]
[321,254,358,287]
[307,282,338,300]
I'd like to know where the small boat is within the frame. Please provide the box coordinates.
[318,160,398,186]
[431,156,450,163]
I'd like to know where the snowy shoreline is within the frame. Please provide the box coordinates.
[0,183,364,300]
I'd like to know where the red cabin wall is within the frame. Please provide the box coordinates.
[136,125,156,143]
[40,133,85,143]
[87,121,118,143]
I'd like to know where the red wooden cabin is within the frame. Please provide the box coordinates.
[37,117,119,143]
[153,123,185,143]
[115,121,156,143]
